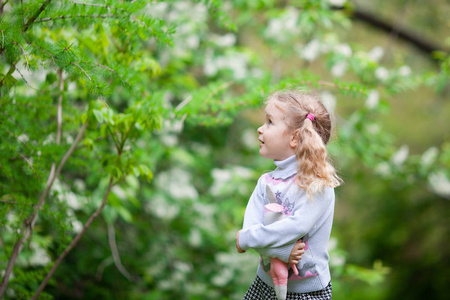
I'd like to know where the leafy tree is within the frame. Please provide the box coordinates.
[1,0,449,299]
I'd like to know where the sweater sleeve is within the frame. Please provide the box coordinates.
[239,187,334,251]
[255,243,296,263]
[241,175,266,230]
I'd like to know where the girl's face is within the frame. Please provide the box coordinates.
[257,101,297,161]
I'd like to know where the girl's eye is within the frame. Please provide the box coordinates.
[268,119,272,125]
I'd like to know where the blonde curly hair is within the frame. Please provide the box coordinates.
[267,90,342,197]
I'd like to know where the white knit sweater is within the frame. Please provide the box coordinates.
[239,155,335,293]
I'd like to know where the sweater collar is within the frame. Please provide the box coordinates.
[272,155,297,179]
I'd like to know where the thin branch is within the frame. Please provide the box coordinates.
[65,62,112,110]
[0,122,88,298]
[10,41,29,69]
[69,0,127,13]
[69,0,106,7]
[0,0,8,17]
[331,4,449,56]
[175,95,192,112]
[23,0,52,32]
[18,153,41,180]
[107,223,135,282]
[0,200,17,204]
[95,256,114,280]
[15,67,39,91]
[70,62,109,107]
[35,14,116,23]
[31,177,115,300]
[93,63,131,87]
[25,37,56,66]
[56,69,63,144]
[71,62,93,82]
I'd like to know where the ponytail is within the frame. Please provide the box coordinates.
[295,117,341,198]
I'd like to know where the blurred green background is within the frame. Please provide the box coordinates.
[0,0,449,299]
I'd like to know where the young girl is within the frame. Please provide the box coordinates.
[236,90,342,300]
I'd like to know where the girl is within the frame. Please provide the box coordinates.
[236,90,342,300]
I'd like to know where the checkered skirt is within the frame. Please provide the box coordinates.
[243,276,332,300]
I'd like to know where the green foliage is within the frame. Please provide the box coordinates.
[1,0,449,299]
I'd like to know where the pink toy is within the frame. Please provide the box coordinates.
[264,185,298,300]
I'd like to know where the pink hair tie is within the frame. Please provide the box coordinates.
[306,113,315,121]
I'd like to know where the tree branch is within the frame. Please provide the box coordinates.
[57,69,63,144]
[332,4,449,56]
[23,0,52,32]
[69,0,128,13]
[35,14,116,23]
[0,122,88,298]
[31,177,115,300]
[10,41,29,69]
[107,223,135,282]
[18,153,41,180]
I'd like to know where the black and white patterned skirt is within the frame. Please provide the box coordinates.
[243,276,332,300]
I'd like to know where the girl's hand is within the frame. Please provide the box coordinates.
[289,240,305,265]
[236,230,246,253]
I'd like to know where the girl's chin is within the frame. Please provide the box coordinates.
[258,149,271,159]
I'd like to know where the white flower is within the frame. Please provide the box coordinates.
[67,82,76,92]
[232,166,252,179]
[161,134,178,147]
[335,43,352,57]
[241,128,257,149]
[398,65,411,76]
[375,67,389,81]
[65,134,74,144]
[43,133,55,145]
[368,46,384,62]
[71,219,83,233]
[320,91,336,113]
[212,268,233,286]
[391,145,409,166]
[428,172,450,199]
[376,162,391,177]
[73,178,86,192]
[204,50,217,76]
[156,168,198,200]
[421,147,439,167]
[210,168,232,196]
[264,8,300,43]
[211,33,236,47]
[301,39,321,62]
[147,2,168,15]
[265,19,284,41]
[193,202,217,232]
[226,54,248,79]
[189,229,202,247]
[331,61,348,77]
[149,195,180,220]
[366,90,379,109]
[112,185,127,200]
[17,134,29,143]
[284,7,299,31]
[327,237,338,251]
[66,192,82,210]
[185,35,200,49]
[29,242,51,267]
[328,0,347,6]
[366,123,380,135]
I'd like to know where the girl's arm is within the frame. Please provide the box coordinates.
[238,187,334,252]
[241,176,266,230]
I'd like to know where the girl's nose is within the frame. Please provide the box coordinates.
[257,125,263,134]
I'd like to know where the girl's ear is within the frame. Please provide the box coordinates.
[290,130,298,149]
